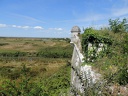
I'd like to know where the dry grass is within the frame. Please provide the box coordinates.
[0,37,70,52]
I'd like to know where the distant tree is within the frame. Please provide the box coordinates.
[109,18,127,33]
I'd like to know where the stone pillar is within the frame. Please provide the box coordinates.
[70,26,81,43]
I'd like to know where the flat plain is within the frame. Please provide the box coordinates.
[0,37,73,95]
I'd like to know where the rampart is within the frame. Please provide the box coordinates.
[70,26,101,96]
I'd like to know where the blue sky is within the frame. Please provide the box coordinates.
[0,0,128,38]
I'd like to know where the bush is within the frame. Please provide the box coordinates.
[37,46,73,58]
[0,65,47,96]
[116,67,128,85]
[0,51,27,57]
[109,18,127,33]
[43,64,71,95]
[82,26,128,85]
[82,28,112,62]
[122,34,128,54]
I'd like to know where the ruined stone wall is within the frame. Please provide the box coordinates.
[70,34,101,96]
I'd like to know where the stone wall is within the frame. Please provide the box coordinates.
[70,34,101,96]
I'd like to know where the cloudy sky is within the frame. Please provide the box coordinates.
[0,0,128,38]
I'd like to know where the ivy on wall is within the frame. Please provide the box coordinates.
[81,28,112,62]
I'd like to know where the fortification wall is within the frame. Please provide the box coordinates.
[70,34,101,96]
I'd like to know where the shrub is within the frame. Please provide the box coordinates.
[109,18,127,33]
[122,34,128,54]
[37,46,73,58]
[82,28,112,62]
[82,26,128,85]
[0,65,47,96]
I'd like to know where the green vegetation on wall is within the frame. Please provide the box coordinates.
[81,19,128,86]
[82,27,112,61]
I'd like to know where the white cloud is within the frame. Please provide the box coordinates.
[72,7,128,24]
[1,23,46,31]
[123,0,128,6]
[92,24,109,29]
[73,13,109,24]
[11,25,30,29]
[49,28,63,31]
[12,25,17,27]
[12,13,45,23]
[49,28,54,30]
[22,26,30,29]
[55,28,63,31]
[112,7,128,17]
[17,26,22,28]
[34,26,44,30]
[0,24,7,27]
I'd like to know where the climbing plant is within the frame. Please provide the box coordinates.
[82,26,128,86]
[81,28,112,62]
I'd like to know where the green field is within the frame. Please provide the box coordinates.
[0,37,73,96]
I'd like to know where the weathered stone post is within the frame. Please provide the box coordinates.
[70,26,101,96]
[70,26,81,43]
[70,26,85,95]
